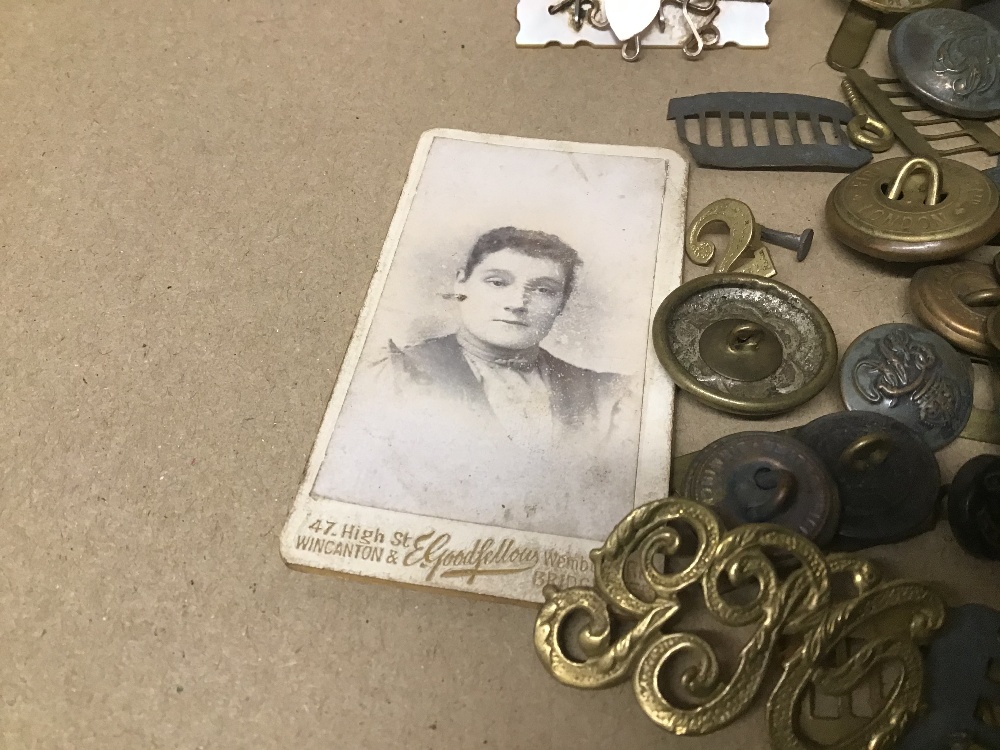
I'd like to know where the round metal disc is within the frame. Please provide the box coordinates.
[947,454,1000,559]
[826,157,1000,262]
[856,0,938,13]
[684,431,840,547]
[795,412,940,549]
[698,318,784,382]
[909,261,1000,358]
[840,323,973,451]
[653,275,838,417]
[889,9,1000,120]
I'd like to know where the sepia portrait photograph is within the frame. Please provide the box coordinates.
[308,131,685,542]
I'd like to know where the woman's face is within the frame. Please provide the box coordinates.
[455,247,569,350]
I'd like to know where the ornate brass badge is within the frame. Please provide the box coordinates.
[534,497,946,748]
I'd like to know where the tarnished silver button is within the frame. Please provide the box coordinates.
[682,431,841,547]
[652,274,838,417]
[840,323,973,451]
[889,8,1000,120]
[795,412,940,550]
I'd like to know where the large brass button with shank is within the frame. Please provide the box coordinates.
[795,412,940,550]
[683,431,841,547]
[910,260,1000,358]
[827,156,1000,262]
[653,274,838,416]
[840,323,974,450]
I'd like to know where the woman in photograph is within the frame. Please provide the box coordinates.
[381,226,630,452]
[317,226,639,539]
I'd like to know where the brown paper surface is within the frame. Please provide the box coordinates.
[2,1,996,748]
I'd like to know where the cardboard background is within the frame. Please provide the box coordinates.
[2,0,997,747]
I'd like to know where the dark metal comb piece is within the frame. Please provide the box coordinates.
[667,92,872,171]
[846,68,1000,159]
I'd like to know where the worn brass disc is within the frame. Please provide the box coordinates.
[910,261,1000,358]
[826,157,1000,262]
[653,275,838,417]
[795,412,940,550]
[698,318,784,382]
[683,431,841,547]
[840,323,974,451]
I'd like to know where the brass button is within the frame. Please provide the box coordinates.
[652,274,838,417]
[910,260,1000,358]
[840,323,974,450]
[826,156,1000,262]
[683,431,841,546]
[795,412,940,550]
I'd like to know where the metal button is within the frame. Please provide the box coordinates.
[909,260,1000,358]
[795,412,940,550]
[840,323,974,451]
[889,9,1000,120]
[683,431,841,547]
[652,274,838,417]
[946,454,1000,560]
[826,156,1000,262]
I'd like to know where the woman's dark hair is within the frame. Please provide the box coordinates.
[461,227,583,299]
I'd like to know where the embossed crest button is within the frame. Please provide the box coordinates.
[652,275,838,417]
[889,8,1000,120]
[840,323,974,450]
[682,431,841,546]
[795,412,940,550]
[910,260,1000,358]
[827,156,1000,262]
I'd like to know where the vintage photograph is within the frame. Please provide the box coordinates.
[308,131,685,543]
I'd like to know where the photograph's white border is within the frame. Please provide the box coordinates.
[280,129,687,604]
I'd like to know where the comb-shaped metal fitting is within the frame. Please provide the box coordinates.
[667,92,873,171]
[845,68,1000,160]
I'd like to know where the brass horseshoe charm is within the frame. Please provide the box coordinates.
[685,199,777,278]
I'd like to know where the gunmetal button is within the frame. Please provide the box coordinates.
[889,9,1000,120]
[795,412,940,550]
[947,454,1000,560]
[840,323,973,451]
[683,431,841,547]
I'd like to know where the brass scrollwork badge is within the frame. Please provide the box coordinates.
[533,497,945,748]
